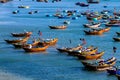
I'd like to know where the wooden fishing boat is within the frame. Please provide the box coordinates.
[49,25,67,29]
[86,14,102,20]
[11,32,32,37]
[56,45,83,53]
[67,47,97,56]
[81,57,116,71]
[12,40,40,48]
[105,19,120,27]
[84,27,109,35]
[83,22,101,28]
[75,2,89,7]
[77,51,104,60]
[23,45,49,52]
[75,47,98,56]
[12,43,27,48]
[84,29,104,35]
[105,23,120,27]
[116,32,120,36]
[56,47,71,53]
[87,0,99,3]
[18,5,30,8]
[113,37,120,41]
[5,36,30,44]
[39,38,58,46]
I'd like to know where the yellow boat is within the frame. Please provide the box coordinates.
[77,51,104,60]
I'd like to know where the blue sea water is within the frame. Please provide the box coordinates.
[0,0,120,80]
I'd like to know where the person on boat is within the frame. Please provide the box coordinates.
[113,46,117,53]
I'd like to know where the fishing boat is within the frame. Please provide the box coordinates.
[12,40,40,48]
[83,22,101,28]
[87,0,99,3]
[105,23,120,27]
[86,14,102,20]
[72,47,98,56]
[77,51,104,60]
[116,32,120,36]
[81,57,116,71]
[84,29,104,35]
[39,38,58,46]
[113,37,120,41]
[75,2,89,7]
[84,27,109,35]
[56,45,83,53]
[5,36,30,44]
[11,32,32,37]
[18,5,30,8]
[105,19,120,27]
[67,46,97,56]
[23,45,49,52]
[49,25,67,29]
[56,47,71,53]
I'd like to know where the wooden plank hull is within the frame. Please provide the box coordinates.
[77,51,104,60]
[39,38,58,46]
[5,37,30,44]
[84,30,104,35]
[56,45,82,53]
[23,45,49,52]
[81,57,116,71]
[12,40,40,48]
[11,32,32,37]
[68,47,97,56]
[83,23,100,28]
[49,25,67,29]
[56,48,70,53]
